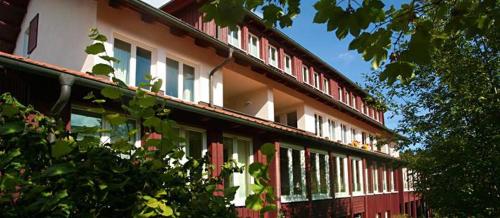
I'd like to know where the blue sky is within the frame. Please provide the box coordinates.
[141,0,405,130]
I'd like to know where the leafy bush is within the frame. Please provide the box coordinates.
[0,29,276,217]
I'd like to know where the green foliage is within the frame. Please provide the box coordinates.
[201,0,498,84]
[365,30,500,216]
[0,29,276,217]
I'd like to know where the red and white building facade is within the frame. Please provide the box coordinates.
[0,0,426,217]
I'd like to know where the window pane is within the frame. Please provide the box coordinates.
[166,58,179,97]
[310,154,318,194]
[236,139,250,200]
[113,39,131,84]
[286,111,297,128]
[292,149,302,195]
[319,154,328,194]
[339,157,346,192]
[110,120,136,144]
[280,147,290,195]
[136,47,151,87]
[183,64,195,101]
[70,110,101,139]
[223,137,234,189]
[187,130,203,159]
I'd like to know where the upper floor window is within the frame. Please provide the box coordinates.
[346,91,351,106]
[313,72,320,89]
[280,144,306,202]
[373,163,379,193]
[351,158,364,195]
[375,111,380,121]
[284,54,292,75]
[302,66,310,84]
[268,45,278,67]
[361,132,367,144]
[310,150,331,199]
[351,128,357,144]
[286,111,298,128]
[389,169,395,191]
[228,26,241,48]
[323,78,330,95]
[338,87,343,102]
[334,154,349,197]
[248,33,260,58]
[314,114,323,137]
[382,166,388,192]
[403,168,409,191]
[112,38,153,88]
[341,124,348,144]
[328,119,335,140]
[165,57,196,102]
[223,135,253,206]
[361,102,365,114]
[352,95,357,109]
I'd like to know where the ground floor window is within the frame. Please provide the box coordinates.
[334,154,349,197]
[280,143,306,202]
[351,157,364,195]
[310,150,331,199]
[223,135,253,206]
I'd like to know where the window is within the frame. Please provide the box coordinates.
[165,57,196,102]
[346,91,351,105]
[223,135,253,206]
[228,26,241,48]
[286,111,298,128]
[25,14,39,56]
[338,87,343,102]
[313,72,320,89]
[314,114,323,137]
[341,124,348,144]
[334,154,349,197]
[302,66,309,84]
[362,132,367,144]
[284,54,292,75]
[328,119,335,140]
[323,78,330,95]
[390,169,395,191]
[351,158,364,194]
[113,39,132,84]
[310,151,330,199]
[382,166,388,192]
[375,111,379,121]
[351,94,356,108]
[268,45,278,67]
[176,127,206,160]
[135,47,152,87]
[361,102,365,114]
[373,163,379,193]
[280,144,306,202]
[351,128,357,144]
[403,168,409,191]
[70,107,140,147]
[112,38,154,87]
[248,33,260,58]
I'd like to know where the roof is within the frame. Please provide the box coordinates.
[0,51,399,161]
[161,0,372,98]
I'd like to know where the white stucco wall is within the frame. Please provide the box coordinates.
[14,0,97,71]
[225,87,274,121]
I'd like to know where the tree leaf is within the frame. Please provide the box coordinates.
[101,87,122,100]
[0,121,24,135]
[52,140,75,158]
[92,63,114,76]
[260,143,275,157]
[85,43,105,55]
[43,163,76,177]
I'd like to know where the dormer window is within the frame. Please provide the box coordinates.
[284,54,292,75]
[268,45,278,67]
[228,26,241,48]
[302,65,309,84]
[323,78,330,95]
[313,72,320,89]
[248,33,260,58]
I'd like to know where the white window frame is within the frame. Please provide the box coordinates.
[334,154,349,198]
[328,119,336,141]
[352,95,357,109]
[390,169,395,192]
[310,149,331,200]
[338,87,343,102]
[341,124,348,144]
[382,167,388,192]
[314,114,323,137]
[268,45,278,67]
[284,54,292,75]
[223,134,254,206]
[323,78,330,95]
[351,157,364,196]
[313,72,320,89]
[248,33,260,58]
[373,164,379,193]
[227,26,241,48]
[111,34,156,88]
[280,143,307,202]
[403,168,409,191]
[346,91,351,106]
[302,65,309,84]
[164,55,199,102]
[175,125,208,161]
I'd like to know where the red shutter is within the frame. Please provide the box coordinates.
[27,14,39,55]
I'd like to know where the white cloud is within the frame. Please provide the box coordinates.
[335,51,356,64]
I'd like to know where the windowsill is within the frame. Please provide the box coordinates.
[352,192,364,197]
[281,195,308,203]
[312,194,332,201]
[334,193,350,198]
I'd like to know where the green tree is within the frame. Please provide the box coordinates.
[201,0,498,84]
[0,29,276,217]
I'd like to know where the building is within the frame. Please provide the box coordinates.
[0,0,425,217]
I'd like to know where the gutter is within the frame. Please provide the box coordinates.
[208,48,233,107]
[0,54,400,161]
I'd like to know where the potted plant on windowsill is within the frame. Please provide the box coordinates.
[361,144,371,150]
[352,140,361,148]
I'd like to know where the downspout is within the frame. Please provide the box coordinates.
[50,74,75,116]
[208,48,233,107]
